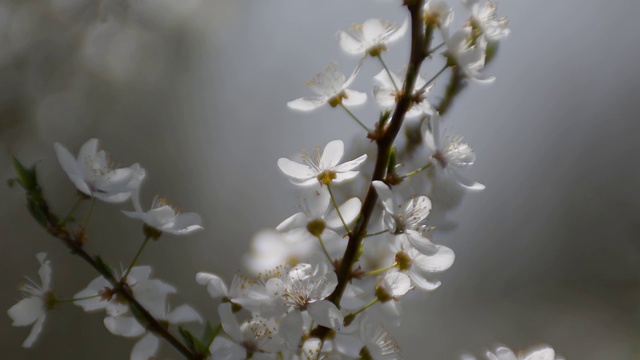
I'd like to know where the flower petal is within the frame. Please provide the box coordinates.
[218,303,243,343]
[277,158,315,180]
[372,181,395,214]
[448,168,486,191]
[287,96,327,111]
[404,230,438,256]
[196,272,228,299]
[131,333,159,360]
[320,140,344,169]
[307,300,343,330]
[54,143,91,195]
[104,316,146,337]
[22,315,45,348]
[326,197,361,229]
[407,271,441,291]
[337,31,365,55]
[333,154,367,172]
[342,89,367,107]
[167,304,202,324]
[7,297,42,326]
[413,245,455,272]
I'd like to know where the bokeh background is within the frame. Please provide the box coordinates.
[1,0,639,359]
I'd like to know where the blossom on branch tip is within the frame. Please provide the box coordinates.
[123,194,203,236]
[442,26,494,83]
[54,138,145,203]
[422,113,485,190]
[7,253,52,348]
[278,140,367,187]
[337,18,408,57]
[462,0,510,42]
[287,62,367,111]
[423,0,454,28]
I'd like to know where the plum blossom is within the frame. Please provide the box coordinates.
[277,140,367,186]
[266,264,343,330]
[372,181,439,255]
[7,253,52,348]
[392,241,454,291]
[359,319,401,360]
[337,18,408,57]
[422,113,485,190]
[372,69,434,117]
[123,194,203,236]
[211,303,281,360]
[277,185,360,245]
[375,270,412,302]
[463,345,563,360]
[54,138,145,203]
[423,0,454,28]
[287,62,366,111]
[442,25,494,83]
[462,0,510,41]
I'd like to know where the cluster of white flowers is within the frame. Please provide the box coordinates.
[4,1,565,360]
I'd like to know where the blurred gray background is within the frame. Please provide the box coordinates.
[1,0,639,359]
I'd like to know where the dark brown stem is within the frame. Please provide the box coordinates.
[312,0,427,340]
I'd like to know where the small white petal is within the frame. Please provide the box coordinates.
[7,297,43,327]
[320,140,345,169]
[280,311,303,350]
[404,230,438,256]
[167,304,202,324]
[413,245,455,272]
[337,31,364,55]
[22,315,45,348]
[333,154,367,172]
[287,96,328,111]
[342,89,367,107]
[218,303,243,343]
[196,272,228,298]
[104,316,146,337]
[131,333,159,360]
[326,197,361,229]
[277,158,315,180]
[372,181,395,215]
[448,168,486,191]
[210,336,246,360]
[307,300,343,330]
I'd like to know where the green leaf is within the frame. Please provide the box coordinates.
[386,147,397,176]
[11,156,38,191]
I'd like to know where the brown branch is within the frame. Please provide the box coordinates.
[312,0,427,340]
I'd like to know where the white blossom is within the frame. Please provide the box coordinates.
[54,138,145,203]
[288,62,367,111]
[359,320,401,360]
[464,345,563,360]
[277,185,360,245]
[278,140,367,187]
[7,253,52,348]
[337,18,408,57]
[123,194,203,236]
[392,241,454,291]
[423,0,454,28]
[462,0,510,41]
[372,69,434,117]
[372,180,439,255]
[442,26,494,83]
[211,303,281,360]
[266,264,343,330]
[423,113,485,190]
[375,270,412,302]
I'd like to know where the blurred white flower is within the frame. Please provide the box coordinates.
[359,319,402,360]
[462,0,510,41]
[54,138,145,203]
[372,69,434,117]
[423,113,485,190]
[442,26,494,83]
[337,18,408,57]
[211,303,282,359]
[123,194,203,236]
[278,140,367,186]
[7,253,52,348]
[375,270,412,302]
[372,180,438,255]
[423,0,454,28]
[464,345,563,360]
[287,62,367,111]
